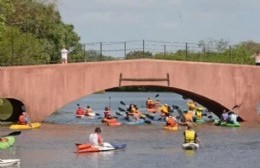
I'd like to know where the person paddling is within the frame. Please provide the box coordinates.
[19,112,32,127]
[183,124,202,145]
[89,127,104,147]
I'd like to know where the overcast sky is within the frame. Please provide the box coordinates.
[57,0,260,44]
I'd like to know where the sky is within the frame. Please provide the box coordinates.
[57,0,260,44]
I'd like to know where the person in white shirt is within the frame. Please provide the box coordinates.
[61,46,68,64]
[251,51,260,66]
[89,127,104,146]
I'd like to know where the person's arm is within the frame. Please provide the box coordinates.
[97,134,104,146]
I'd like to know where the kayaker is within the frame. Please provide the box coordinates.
[165,113,177,127]
[89,127,104,146]
[183,124,201,144]
[126,104,140,120]
[195,107,203,119]
[227,111,238,124]
[75,104,84,116]
[104,106,113,119]
[0,137,8,142]
[85,105,93,116]
[160,104,169,117]
[19,112,32,127]
[183,110,194,123]
[220,109,229,122]
[146,98,154,109]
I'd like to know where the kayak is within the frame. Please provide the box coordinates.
[195,118,205,124]
[214,120,240,127]
[0,136,15,149]
[125,119,146,125]
[182,142,199,150]
[9,122,41,130]
[0,159,20,167]
[102,118,121,127]
[163,125,178,131]
[75,114,84,118]
[85,113,96,117]
[75,142,127,153]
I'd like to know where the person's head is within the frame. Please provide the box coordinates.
[87,105,90,108]
[187,123,193,130]
[105,107,109,111]
[223,109,227,113]
[94,127,101,133]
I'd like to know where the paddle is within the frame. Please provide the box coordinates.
[1,131,21,138]
[154,94,159,99]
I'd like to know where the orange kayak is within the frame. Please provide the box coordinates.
[102,118,121,127]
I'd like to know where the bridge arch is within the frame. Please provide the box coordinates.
[0,59,259,122]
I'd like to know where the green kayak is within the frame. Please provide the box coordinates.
[195,118,205,124]
[214,120,240,127]
[0,136,15,149]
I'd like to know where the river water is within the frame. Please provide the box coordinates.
[1,92,260,168]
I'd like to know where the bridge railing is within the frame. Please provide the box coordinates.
[0,40,255,66]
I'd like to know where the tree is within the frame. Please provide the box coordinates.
[125,51,153,59]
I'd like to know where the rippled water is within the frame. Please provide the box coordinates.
[1,92,260,168]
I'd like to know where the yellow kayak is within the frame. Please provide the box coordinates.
[9,122,41,130]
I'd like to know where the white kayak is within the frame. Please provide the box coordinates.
[182,143,199,150]
[0,159,20,167]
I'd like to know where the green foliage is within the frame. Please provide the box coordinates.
[125,51,153,59]
[0,0,82,65]
[154,40,260,65]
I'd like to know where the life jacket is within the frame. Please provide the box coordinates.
[160,105,168,114]
[166,117,176,126]
[19,115,26,125]
[185,130,195,143]
[76,108,84,115]
[184,112,193,122]
[104,110,112,118]
[196,110,202,119]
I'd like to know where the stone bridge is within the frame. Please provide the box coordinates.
[0,59,259,122]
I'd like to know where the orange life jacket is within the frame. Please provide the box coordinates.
[19,115,26,125]
[166,117,176,126]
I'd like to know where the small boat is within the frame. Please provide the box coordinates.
[9,122,41,130]
[75,114,85,118]
[75,142,127,153]
[0,136,15,149]
[182,142,199,150]
[163,125,178,131]
[195,118,205,124]
[85,113,96,117]
[102,118,121,127]
[0,159,20,167]
[125,119,146,125]
[214,120,240,127]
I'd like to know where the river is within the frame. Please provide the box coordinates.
[1,92,260,168]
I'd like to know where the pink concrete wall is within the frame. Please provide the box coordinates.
[0,59,259,122]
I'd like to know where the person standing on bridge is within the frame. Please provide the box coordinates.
[251,51,260,66]
[61,45,69,64]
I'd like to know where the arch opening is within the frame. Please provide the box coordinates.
[0,98,25,122]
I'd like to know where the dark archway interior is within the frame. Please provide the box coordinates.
[0,98,24,122]
[168,87,243,121]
